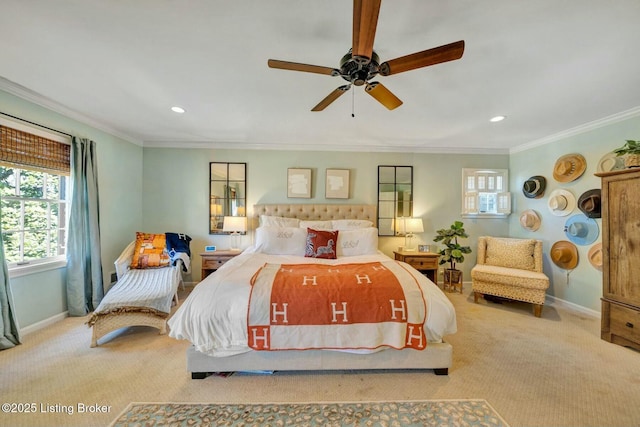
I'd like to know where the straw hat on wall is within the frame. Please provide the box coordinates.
[551,240,579,270]
[588,243,603,271]
[520,209,541,231]
[553,153,586,182]
[547,189,576,216]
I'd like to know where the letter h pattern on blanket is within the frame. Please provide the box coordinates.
[248,262,427,351]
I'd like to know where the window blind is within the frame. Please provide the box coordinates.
[0,125,70,176]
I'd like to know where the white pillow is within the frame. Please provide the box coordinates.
[336,228,379,257]
[260,215,300,228]
[254,226,306,255]
[331,219,373,230]
[299,220,334,230]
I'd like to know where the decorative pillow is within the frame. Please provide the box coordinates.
[331,219,373,230]
[254,226,306,256]
[260,215,300,228]
[305,228,339,259]
[130,232,171,269]
[299,220,334,230]
[485,237,536,271]
[336,228,379,257]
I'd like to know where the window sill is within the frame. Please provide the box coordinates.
[461,213,511,219]
[8,259,67,279]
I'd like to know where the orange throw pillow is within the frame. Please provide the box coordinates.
[130,232,170,269]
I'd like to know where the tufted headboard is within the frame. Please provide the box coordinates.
[253,204,377,227]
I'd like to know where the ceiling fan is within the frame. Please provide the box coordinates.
[267,0,465,111]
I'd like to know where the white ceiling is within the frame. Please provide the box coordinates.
[1,0,639,154]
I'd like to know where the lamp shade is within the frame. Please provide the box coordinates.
[222,216,246,233]
[403,218,424,234]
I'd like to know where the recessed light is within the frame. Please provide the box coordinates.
[490,115,506,122]
[171,106,185,114]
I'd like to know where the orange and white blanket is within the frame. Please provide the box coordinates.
[248,261,427,351]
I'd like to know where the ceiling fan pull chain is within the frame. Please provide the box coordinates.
[352,88,355,118]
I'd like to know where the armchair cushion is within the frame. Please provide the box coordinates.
[472,265,549,290]
[484,237,537,271]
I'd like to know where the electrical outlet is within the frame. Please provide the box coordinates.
[109,271,117,284]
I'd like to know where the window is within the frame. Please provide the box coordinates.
[1,168,68,265]
[462,168,511,217]
[0,120,71,270]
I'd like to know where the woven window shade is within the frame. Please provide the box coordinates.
[0,125,70,176]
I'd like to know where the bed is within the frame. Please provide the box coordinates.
[168,204,457,378]
[87,232,191,347]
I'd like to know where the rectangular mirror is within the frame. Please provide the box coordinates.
[378,165,413,236]
[210,162,246,234]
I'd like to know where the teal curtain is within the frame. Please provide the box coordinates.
[0,201,20,350]
[66,137,103,316]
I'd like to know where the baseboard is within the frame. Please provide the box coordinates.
[546,295,600,318]
[20,311,68,336]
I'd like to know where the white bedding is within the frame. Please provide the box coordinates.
[168,248,457,357]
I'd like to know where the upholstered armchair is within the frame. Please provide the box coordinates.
[471,236,550,317]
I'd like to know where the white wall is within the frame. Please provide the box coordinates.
[141,148,510,284]
[1,90,143,329]
[509,113,640,312]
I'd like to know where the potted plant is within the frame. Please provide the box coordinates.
[613,139,640,168]
[433,221,472,291]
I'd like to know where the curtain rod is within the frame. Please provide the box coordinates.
[0,111,73,138]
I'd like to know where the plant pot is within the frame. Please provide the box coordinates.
[624,154,640,168]
[443,269,463,293]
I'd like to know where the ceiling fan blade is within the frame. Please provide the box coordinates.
[311,85,351,111]
[379,40,465,76]
[352,0,381,61]
[365,82,403,110]
[268,59,339,76]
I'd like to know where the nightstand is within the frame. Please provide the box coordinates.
[200,250,242,280]
[393,250,440,285]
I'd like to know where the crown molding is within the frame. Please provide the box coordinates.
[142,139,510,155]
[510,106,640,154]
[0,76,142,146]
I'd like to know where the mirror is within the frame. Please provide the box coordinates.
[378,165,413,236]
[210,162,246,234]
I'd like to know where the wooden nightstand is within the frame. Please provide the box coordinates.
[394,250,440,285]
[200,250,242,280]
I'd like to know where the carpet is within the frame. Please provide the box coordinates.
[110,399,510,426]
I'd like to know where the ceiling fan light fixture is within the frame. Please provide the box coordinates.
[490,115,506,122]
[171,106,186,114]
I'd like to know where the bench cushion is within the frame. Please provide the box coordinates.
[471,264,549,290]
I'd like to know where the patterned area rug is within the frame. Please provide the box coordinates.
[110,399,510,426]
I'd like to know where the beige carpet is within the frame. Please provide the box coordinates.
[1,285,639,427]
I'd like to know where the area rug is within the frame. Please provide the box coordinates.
[110,399,510,426]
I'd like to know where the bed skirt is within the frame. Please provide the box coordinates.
[186,341,452,378]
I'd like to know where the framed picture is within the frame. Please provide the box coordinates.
[325,169,350,199]
[418,244,431,253]
[287,168,311,198]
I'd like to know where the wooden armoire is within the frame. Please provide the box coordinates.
[597,167,640,351]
